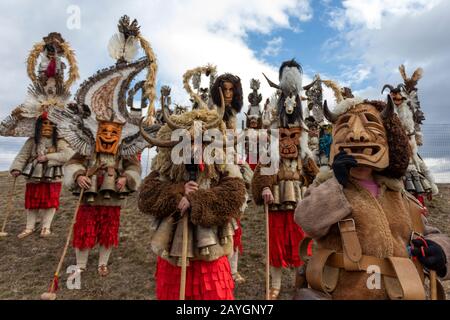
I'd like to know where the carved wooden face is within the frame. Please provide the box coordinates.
[41,119,55,138]
[390,91,405,107]
[95,121,123,155]
[330,104,389,170]
[279,127,302,159]
[222,81,234,105]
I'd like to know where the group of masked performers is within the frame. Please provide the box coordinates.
[0,15,448,301]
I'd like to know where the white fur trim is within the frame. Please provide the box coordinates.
[300,130,313,160]
[280,66,302,94]
[332,97,365,116]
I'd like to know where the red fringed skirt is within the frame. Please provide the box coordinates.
[233,219,243,253]
[25,182,62,210]
[155,256,235,300]
[72,205,121,250]
[269,210,305,268]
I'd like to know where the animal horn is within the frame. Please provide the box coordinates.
[302,79,317,90]
[161,94,183,130]
[139,117,179,148]
[381,84,395,94]
[381,95,395,119]
[323,100,338,123]
[262,73,281,90]
[205,87,225,129]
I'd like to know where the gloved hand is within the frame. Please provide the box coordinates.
[332,150,358,187]
[411,239,447,277]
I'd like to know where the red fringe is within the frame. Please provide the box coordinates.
[24,182,62,210]
[155,256,235,300]
[233,219,243,253]
[268,210,305,268]
[72,205,120,250]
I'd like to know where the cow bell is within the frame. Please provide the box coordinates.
[118,184,130,199]
[219,222,234,245]
[99,171,116,200]
[272,184,281,205]
[84,174,98,203]
[44,166,55,180]
[404,173,415,192]
[22,162,34,177]
[54,166,63,179]
[31,162,44,179]
[170,218,195,260]
[411,171,425,194]
[196,226,218,255]
[151,216,176,258]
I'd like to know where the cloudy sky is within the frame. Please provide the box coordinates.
[0,0,449,180]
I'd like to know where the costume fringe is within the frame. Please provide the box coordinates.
[72,205,121,250]
[155,256,234,300]
[233,219,243,253]
[25,182,62,209]
[268,210,305,268]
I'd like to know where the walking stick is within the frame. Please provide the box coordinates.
[0,176,18,238]
[264,203,270,300]
[41,189,84,300]
[179,212,189,300]
[430,270,437,300]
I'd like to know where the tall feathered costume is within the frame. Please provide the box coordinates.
[48,15,160,276]
[2,32,78,239]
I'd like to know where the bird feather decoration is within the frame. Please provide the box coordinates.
[108,32,139,63]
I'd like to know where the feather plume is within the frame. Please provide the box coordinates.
[108,33,139,62]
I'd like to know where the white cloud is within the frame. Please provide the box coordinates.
[0,0,315,170]
[262,37,284,57]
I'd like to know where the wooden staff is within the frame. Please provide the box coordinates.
[0,176,18,238]
[179,213,189,300]
[41,189,84,300]
[430,270,437,300]
[264,203,270,300]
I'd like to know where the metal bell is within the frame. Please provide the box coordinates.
[411,171,425,194]
[282,180,297,203]
[54,166,63,178]
[99,172,116,200]
[151,216,176,257]
[84,174,98,203]
[219,222,234,245]
[22,162,34,177]
[31,162,44,179]
[44,166,55,180]
[170,218,195,259]
[421,177,432,193]
[118,184,130,199]
[196,226,218,254]
[404,174,415,192]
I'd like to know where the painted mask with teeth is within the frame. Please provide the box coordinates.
[95,121,123,155]
[279,127,302,159]
[330,103,389,170]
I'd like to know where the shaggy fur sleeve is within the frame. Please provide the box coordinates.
[423,216,450,280]
[122,156,142,192]
[251,164,276,206]
[9,138,34,173]
[187,177,246,227]
[138,171,185,218]
[294,176,352,239]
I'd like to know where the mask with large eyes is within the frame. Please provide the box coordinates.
[41,119,55,138]
[95,121,123,155]
[330,103,389,170]
[279,127,302,159]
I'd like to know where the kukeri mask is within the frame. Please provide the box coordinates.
[279,127,302,159]
[95,121,123,155]
[330,104,389,170]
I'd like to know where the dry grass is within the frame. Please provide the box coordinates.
[0,171,448,300]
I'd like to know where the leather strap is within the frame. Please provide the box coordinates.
[326,252,397,277]
[306,249,339,294]
[338,219,362,271]
[384,256,426,300]
[299,237,313,263]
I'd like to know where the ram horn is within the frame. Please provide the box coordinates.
[323,100,338,123]
[381,95,395,119]
[262,73,281,90]
[139,117,179,148]
[381,84,395,94]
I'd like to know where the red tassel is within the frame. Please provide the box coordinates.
[49,275,59,293]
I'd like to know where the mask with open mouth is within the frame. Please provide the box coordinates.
[279,127,302,159]
[95,121,123,155]
[330,103,389,170]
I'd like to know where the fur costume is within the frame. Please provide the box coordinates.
[1,32,78,238]
[49,16,157,274]
[294,98,449,300]
[138,106,247,300]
